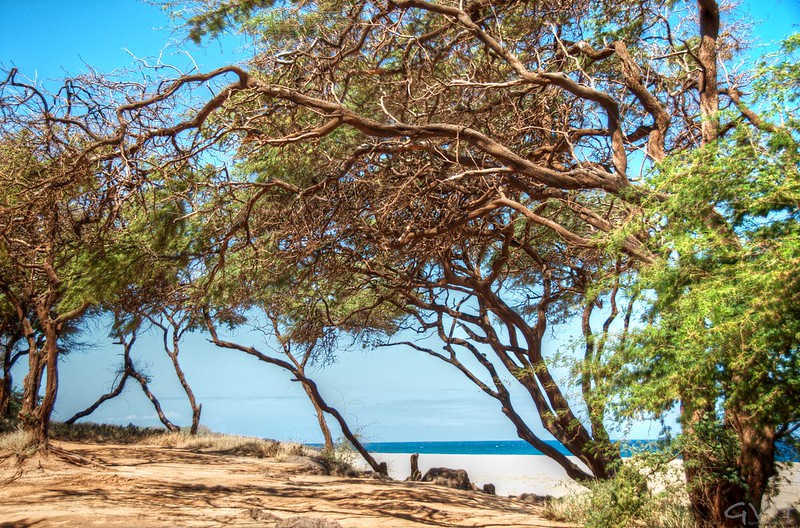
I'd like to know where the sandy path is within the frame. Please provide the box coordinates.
[0,442,572,528]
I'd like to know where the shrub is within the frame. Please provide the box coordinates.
[0,428,36,458]
[545,458,695,528]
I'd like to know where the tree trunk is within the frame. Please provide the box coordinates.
[203,312,386,475]
[65,371,130,424]
[0,344,12,417]
[697,0,721,144]
[410,453,421,481]
[300,375,334,452]
[32,316,61,444]
[19,326,43,431]
[736,419,776,518]
[0,376,9,418]
[166,347,202,435]
[298,375,387,476]
[128,365,180,432]
[681,399,776,527]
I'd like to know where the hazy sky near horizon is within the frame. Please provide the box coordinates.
[1,1,798,444]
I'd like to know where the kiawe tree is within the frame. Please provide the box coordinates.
[162,0,797,522]
[0,64,245,445]
[2,0,793,523]
[613,39,800,526]
[199,231,397,473]
[0,126,108,444]
[0,296,26,421]
[156,0,738,483]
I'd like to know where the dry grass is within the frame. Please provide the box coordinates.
[0,429,37,459]
[50,422,165,444]
[47,422,322,462]
[139,430,315,460]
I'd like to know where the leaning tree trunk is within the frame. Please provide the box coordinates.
[165,339,202,435]
[299,375,334,453]
[297,375,387,476]
[65,371,130,424]
[204,313,387,476]
[128,367,179,432]
[166,349,202,435]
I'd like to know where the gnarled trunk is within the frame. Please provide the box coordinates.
[166,346,202,435]
[681,402,776,527]
[300,380,334,453]
[32,318,60,444]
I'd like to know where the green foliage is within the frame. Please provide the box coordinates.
[179,0,279,43]
[606,35,800,514]
[619,103,800,424]
[546,457,693,528]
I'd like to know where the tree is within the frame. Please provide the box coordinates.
[66,311,181,432]
[203,304,390,475]
[0,120,105,444]
[0,296,25,420]
[145,306,204,435]
[199,236,396,472]
[614,37,800,527]
[4,1,784,522]
[0,64,247,445]
[153,0,750,483]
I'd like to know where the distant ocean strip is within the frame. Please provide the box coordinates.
[360,440,648,457]
[326,440,796,461]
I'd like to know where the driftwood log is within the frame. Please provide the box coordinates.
[409,453,422,481]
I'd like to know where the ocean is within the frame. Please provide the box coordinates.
[357,440,799,461]
[361,439,652,457]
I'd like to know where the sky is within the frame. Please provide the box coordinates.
[1,0,799,444]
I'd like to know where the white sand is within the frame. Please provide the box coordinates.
[358,453,589,497]
[356,453,800,517]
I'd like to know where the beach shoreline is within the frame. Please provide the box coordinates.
[357,452,800,518]
[359,452,589,497]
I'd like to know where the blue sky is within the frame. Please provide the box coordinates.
[2,1,798,444]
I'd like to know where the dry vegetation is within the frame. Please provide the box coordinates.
[49,422,313,459]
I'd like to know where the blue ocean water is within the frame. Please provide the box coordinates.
[362,439,652,457]
[357,440,798,461]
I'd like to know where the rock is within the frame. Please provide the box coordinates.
[517,493,551,505]
[281,455,328,475]
[275,517,343,528]
[421,467,472,490]
[482,483,496,495]
[249,511,342,527]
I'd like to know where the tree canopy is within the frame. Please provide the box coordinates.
[1,1,798,526]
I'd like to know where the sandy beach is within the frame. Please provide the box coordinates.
[0,440,572,528]
[1,439,797,526]
[360,453,589,497]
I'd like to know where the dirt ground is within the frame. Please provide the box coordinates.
[0,441,572,528]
